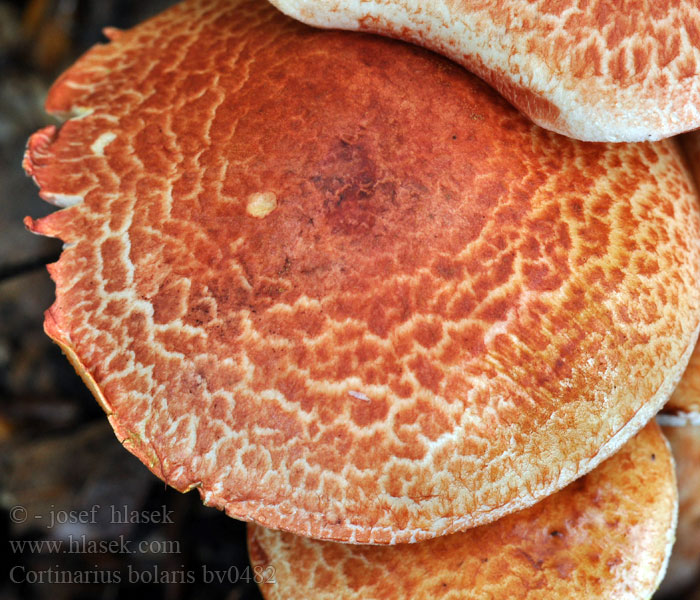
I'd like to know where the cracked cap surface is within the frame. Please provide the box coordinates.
[249,421,677,599]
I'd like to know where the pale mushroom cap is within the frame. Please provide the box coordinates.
[249,421,677,600]
[657,425,700,596]
[268,0,700,142]
[24,0,700,543]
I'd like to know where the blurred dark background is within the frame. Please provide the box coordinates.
[1,1,699,600]
[0,1,260,598]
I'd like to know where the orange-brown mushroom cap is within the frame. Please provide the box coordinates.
[249,421,677,599]
[658,425,700,596]
[268,0,700,142]
[24,0,700,543]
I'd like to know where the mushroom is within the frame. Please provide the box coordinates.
[657,425,700,597]
[268,0,700,143]
[660,130,700,425]
[662,340,700,425]
[23,0,700,547]
[659,345,700,426]
[249,421,676,599]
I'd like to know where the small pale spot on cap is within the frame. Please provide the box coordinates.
[90,132,116,156]
[63,106,94,121]
[246,192,277,218]
[45,192,84,208]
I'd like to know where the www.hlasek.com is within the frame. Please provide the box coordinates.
[8,564,277,585]
[10,535,180,555]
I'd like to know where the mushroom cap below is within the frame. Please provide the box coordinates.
[249,421,677,600]
[657,425,700,596]
[268,0,700,142]
[23,0,700,543]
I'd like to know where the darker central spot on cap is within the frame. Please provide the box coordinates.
[312,138,390,236]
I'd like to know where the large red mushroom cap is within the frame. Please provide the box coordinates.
[248,421,677,599]
[23,0,700,543]
[268,0,700,142]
